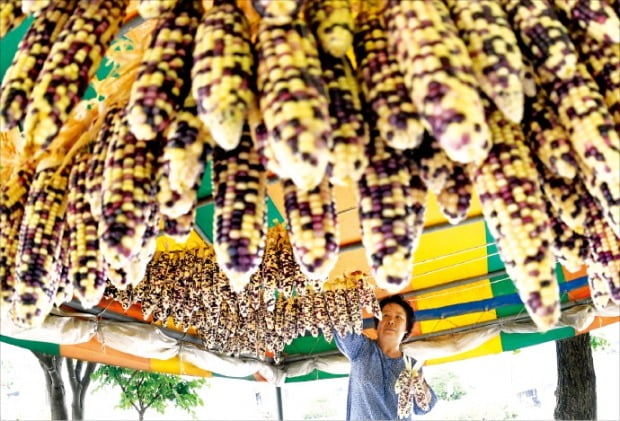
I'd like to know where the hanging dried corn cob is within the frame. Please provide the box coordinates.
[445,0,525,122]
[162,100,211,194]
[66,146,107,308]
[546,63,620,184]
[21,0,50,15]
[549,213,588,274]
[522,87,578,180]
[585,260,612,310]
[0,163,35,308]
[161,208,195,243]
[407,132,452,195]
[274,223,299,299]
[436,164,472,225]
[13,151,71,327]
[353,9,424,151]
[126,0,199,141]
[537,164,587,235]
[255,19,332,191]
[579,167,620,238]
[551,0,620,44]
[282,176,339,282]
[252,0,303,23]
[22,0,126,152]
[470,99,559,331]
[395,365,414,419]
[358,127,415,293]
[572,31,620,128]
[0,0,77,130]
[191,0,254,150]
[212,124,267,292]
[51,224,73,307]
[583,190,620,303]
[320,52,368,186]
[405,157,429,252]
[137,0,178,19]
[85,106,122,219]
[384,0,491,164]
[0,0,26,39]
[248,105,286,178]
[100,112,161,268]
[500,0,578,83]
[304,0,353,58]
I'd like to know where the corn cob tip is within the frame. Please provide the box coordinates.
[494,91,525,124]
[323,27,353,58]
[207,110,246,151]
[523,289,561,332]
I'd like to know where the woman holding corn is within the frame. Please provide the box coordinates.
[334,294,437,420]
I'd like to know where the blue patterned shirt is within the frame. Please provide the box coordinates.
[334,332,437,420]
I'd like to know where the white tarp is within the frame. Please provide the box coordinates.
[1,302,618,384]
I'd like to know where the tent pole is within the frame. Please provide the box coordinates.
[275,386,284,421]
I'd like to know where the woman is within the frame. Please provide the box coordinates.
[334,294,437,420]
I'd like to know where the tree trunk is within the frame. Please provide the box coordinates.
[554,333,597,420]
[138,409,146,421]
[33,351,69,421]
[66,359,97,420]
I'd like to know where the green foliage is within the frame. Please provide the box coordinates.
[428,371,467,401]
[590,334,611,351]
[91,365,206,419]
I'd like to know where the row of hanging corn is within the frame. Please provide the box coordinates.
[105,247,379,362]
[0,0,618,331]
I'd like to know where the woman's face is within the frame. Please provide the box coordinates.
[377,303,409,343]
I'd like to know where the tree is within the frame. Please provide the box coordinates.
[554,333,596,420]
[31,351,98,420]
[91,365,206,421]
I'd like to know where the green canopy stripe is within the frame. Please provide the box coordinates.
[0,335,60,355]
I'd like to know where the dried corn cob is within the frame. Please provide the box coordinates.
[408,132,452,195]
[13,151,71,327]
[100,112,161,267]
[501,0,578,83]
[552,0,620,44]
[191,1,254,151]
[0,164,35,307]
[126,1,199,141]
[304,0,353,58]
[523,87,578,179]
[583,191,620,303]
[358,126,415,293]
[573,31,620,128]
[436,163,472,225]
[547,64,620,184]
[21,0,50,15]
[256,19,331,191]
[537,164,587,235]
[283,176,339,281]
[586,260,612,309]
[22,0,126,151]
[0,0,76,129]
[470,100,559,330]
[549,213,588,273]
[406,158,429,250]
[161,208,195,243]
[520,56,538,98]
[66,147,107,308]
[395,367,414,419]
[212,124,267,292]
[248,105,286,178]
[161,103,210,195]
[52,224,73,307]
[320,52,368,186]
[1,0,26,39]
[354,10,424,150]
[385,0,491,163]
[138,0,178,19]
[445,0,525,122]
[85,106,122,219]
[580,167,620,238]
[251,0,303,23]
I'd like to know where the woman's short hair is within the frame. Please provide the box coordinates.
[374,294,416,338]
